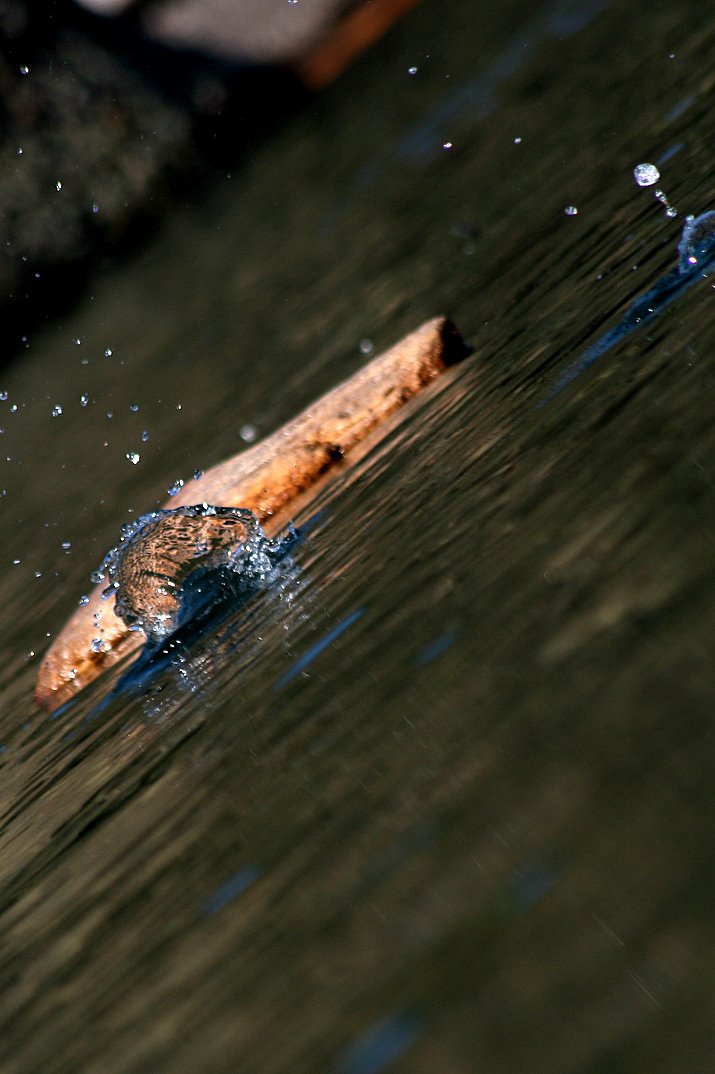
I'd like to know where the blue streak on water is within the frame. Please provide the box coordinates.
[273,607,366,691]
[201,864,263,919]
[511,863,559,911]
[414,629,460,668]
[540,210,715,404]
[663,94,694,124]
[334,1012,423,1074]
[657,142,684,166]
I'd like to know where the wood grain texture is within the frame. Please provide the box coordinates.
[35,317,468,711]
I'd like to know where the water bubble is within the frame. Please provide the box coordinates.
[634,162,660,187]
[443,141,453,150]
[80,393,89,407]
[10,404,17,413]
[51,404,63,417]
[564,205,578,216]
[240,424,257,443]
[90,637,105,653]
[104,348,113,357]
[513,136,522,144]
[141,430,149,442]
[129,403,139,412]
[0,391,7,401]
[61,541,72,551]
[17,147,23,155]
[19,65,29,75]
[167,478,184,496]
[126,452,140,465]
[55,181,62,192]
[90,568,106,584]
[34,570,42,578]
[359,338,374,355]
[408,66,418,76]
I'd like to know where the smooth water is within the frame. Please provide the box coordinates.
[1,0,715,1071]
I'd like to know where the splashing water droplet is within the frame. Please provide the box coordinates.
[126,452,140,465]
[239,424,257,443]
[654,187,678,218]
[193,469,204,481]
[78,594,90,606]
[92,504,298,645]
[564,205,578,216]
[80,393,89,407]
[408,66,418,75]
[167,478,184,496]
[359,339,374,355]
[51,404,63,417]
[634,162,660,187]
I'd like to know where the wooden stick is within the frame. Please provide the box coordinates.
[35,317,468,711]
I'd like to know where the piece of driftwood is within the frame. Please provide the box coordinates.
[35,317,468,711]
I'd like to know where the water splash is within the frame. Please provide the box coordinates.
[634,162,677,217]
[92,504,298,647]
[542,209,715,402]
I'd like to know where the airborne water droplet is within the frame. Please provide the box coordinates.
[51,404,63,417]
[634,162,660,187]
[167,478,184,496]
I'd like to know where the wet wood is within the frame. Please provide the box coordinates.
[35,317,468,712]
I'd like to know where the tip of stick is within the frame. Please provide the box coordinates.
[437,317,472,366]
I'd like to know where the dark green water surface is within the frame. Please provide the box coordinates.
[1,1,714,1070]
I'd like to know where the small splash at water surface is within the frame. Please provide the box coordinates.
[543,207,715,401]
[91,504,298,647]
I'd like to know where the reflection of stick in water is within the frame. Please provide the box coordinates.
[36,317,469,712]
